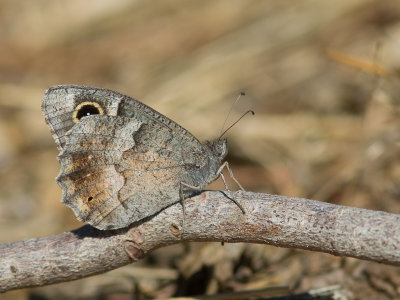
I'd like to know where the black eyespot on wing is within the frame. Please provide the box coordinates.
[73,101,104,123]
[76,105,100,120]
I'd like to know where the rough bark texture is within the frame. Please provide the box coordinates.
[1,190,400,292]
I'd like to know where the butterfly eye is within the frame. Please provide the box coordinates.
[73,101,104,123]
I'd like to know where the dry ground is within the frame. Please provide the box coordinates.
[0,1,400,299]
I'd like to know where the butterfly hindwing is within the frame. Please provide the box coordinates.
[57,115,204,229]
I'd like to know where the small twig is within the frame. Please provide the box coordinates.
[1,190,400,292]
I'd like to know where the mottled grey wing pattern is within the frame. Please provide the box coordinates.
[43,86,122,151]
[57,115,197,229]
[42,85,227,230]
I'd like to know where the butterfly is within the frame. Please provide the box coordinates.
[42,85,243,230]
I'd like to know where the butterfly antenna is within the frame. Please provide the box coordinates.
[218,110,255,140]
[219,92,246,138]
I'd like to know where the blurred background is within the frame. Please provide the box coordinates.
[1,0,400,299]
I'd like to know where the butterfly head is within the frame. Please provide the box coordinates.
[203,138,227,171]
[211,138,228,162]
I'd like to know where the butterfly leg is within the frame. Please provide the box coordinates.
[216,162,246,215]
[179,182,203,238]
[218,172,230,191]
[217,161,245,191]
[179,181,203,212]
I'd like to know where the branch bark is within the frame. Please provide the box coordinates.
[1,191,400,292]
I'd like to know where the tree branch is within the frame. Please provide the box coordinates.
[1,191,400,292]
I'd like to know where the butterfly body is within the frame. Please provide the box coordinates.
[43,85,227,230]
